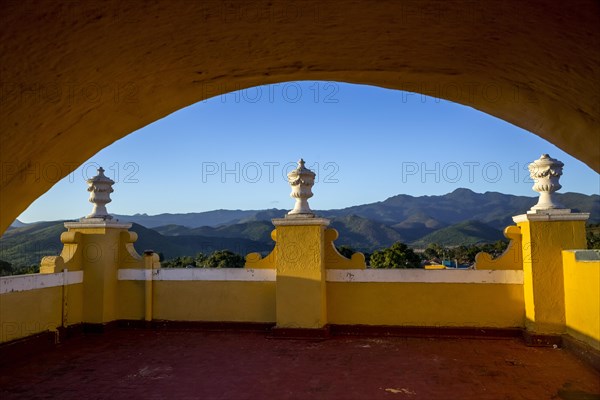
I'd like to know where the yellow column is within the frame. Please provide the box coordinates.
[63,220,139,325]
[514,210,589,339]
[272,217,330,331]
[143,251,160,322]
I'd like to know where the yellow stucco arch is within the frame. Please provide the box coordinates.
[1,1,598,233]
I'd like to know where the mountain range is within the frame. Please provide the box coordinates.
[3,189,598,266]
[109,189,598,230]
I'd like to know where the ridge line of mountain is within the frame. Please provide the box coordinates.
[4,189,596,267]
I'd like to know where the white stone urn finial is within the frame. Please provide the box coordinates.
[287,158,316,217]
[528,154,565,211]
[86,167,115,219]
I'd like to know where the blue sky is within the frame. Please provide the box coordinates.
[19,81,600,223]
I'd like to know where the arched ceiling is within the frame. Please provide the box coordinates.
[1,0,598,233]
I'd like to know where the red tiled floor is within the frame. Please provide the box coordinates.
[1,329,599,400]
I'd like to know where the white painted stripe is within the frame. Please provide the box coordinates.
[0,271,84,294]
[118,269,153,281]
[118,268,522,284]
[326,269,523,284]
[118,268,276,282]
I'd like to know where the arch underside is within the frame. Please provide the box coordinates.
[1,0,598,233]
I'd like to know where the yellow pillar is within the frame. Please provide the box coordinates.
[63,220,140,325]
[514,210,589,340]
[39,167,148,328]
[272,217,330,332]
[143,250,160,322]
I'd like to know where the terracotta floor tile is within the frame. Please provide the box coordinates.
[1,330,598,400]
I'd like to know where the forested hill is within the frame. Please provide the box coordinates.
[109,189,598,230]
[4,189,597,268]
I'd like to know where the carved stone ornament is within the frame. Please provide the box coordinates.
[286,158,316,217]
[85,167,115,219]
[528,154,566,211]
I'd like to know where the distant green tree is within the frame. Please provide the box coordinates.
[423,243,444,260]
[363,252,372,265]
[162,250,244,268]
[336,245,356,259]
[194,252,208,267]
[370,242,421,269]
[162,256,194,268]
[11,264,39,275]
[203,250,245,268]
[485,240,509,257]
[453,245,473,265]
[181,256,195,267]
[0,260,12,276]
[160,257,177,268]
[587,224,600,250]
[421,241,509,265]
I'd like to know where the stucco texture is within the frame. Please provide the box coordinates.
[1,1,599,232]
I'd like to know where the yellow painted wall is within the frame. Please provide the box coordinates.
[3,2,600,236]
[0,284,83,343]
[518,219,587,334]
[475,225,523,270]
[117,280,146,321]
[64,282,84,329]
[2,278,529,342]
[58,225,145,324]
[327,282,525,328]
[152,281,275,322]
[79,229,122,324]
[563,251,600,350]
[274,222,328,328]
[324,228,366,269]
